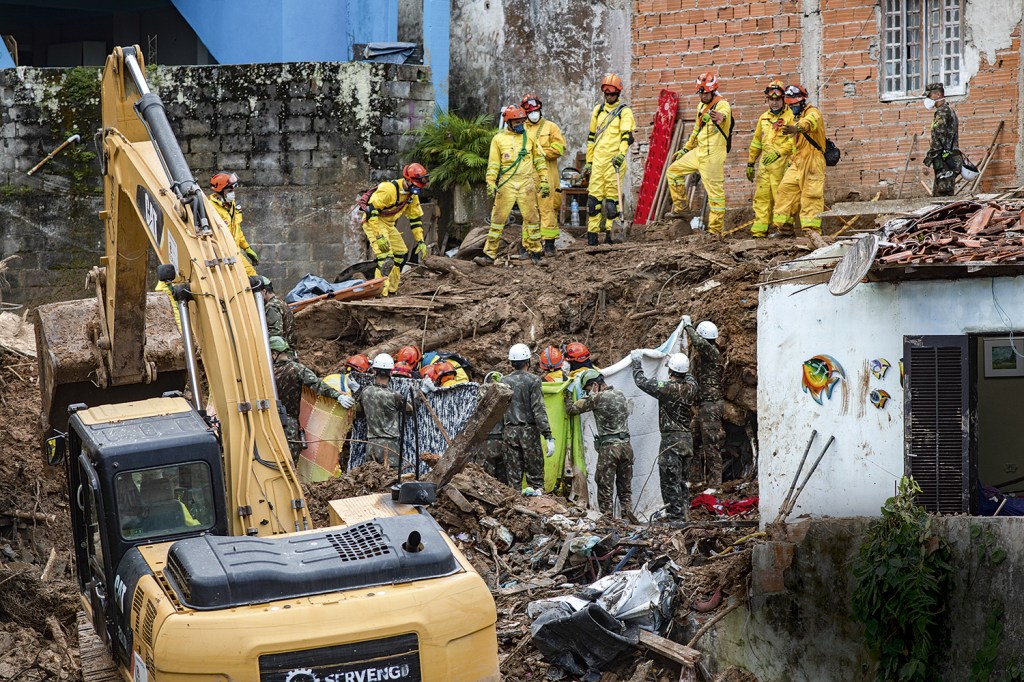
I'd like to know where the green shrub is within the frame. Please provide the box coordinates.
[407,110,496,191]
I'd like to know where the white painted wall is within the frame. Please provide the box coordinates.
[757,274,1024,523]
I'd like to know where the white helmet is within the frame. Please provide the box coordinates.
[509,343,531,362]
[696,321,719,340]
[667,353,690,374]
[371,353,395,370]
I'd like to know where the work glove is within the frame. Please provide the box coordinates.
[244,247,259,265]
[487,183,497,199]
[673,149,688,161]
[337,394,355,409]
[611,153,625,169]
[582,162,592,177]
[762,150,780,166]
[379,256,395,276]
[421,377,436,393]
[745,164,755,182]
[630,350,643,364]
[682,315,692,327]
[414,240,428,260]
[539,181,551,198]
[374,235,390,254]
[346,378,360,394]
[546,438,556,457]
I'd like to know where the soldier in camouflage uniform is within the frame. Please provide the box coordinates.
[684,318,725,487]
[501,344,556,491]
[565,369,635,519]
[922,82,961,197]
[263,277,296,355]
[270,336,348,462]
[631,350,699,520]
[354,353,412,469]
[479,371,508,482]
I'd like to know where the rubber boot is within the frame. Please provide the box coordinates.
[517,244,530,260]
[530,252,542,265]
[473,255,494,267]
[586,232,599,246]
[543,239,556,257]
[604,232,614,245]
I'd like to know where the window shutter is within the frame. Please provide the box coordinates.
[904,335,969,513]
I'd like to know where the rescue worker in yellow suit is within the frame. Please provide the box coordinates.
[666,73,732,234]
[521,94,567,257]
[583,74,635,246]
[362,163,430,296]
[209,172,258,277]
[773,84,826,235]
[746,81,795,238]
[474,106,549,266]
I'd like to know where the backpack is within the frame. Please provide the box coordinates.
[358,180,409,217]
[803,133,841,167]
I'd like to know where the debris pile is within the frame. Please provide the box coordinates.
[878,200,1024,265]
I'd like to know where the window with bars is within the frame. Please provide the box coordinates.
[882,0,964,99]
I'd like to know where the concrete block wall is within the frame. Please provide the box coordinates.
[631,0,1022,218]
[0,61,434,305]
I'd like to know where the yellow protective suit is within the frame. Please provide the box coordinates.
[667,97,732,234]
[524,117,566,241]
[484,128,547,260]
[586,102,635,234]
[773,105,826,234]
[155,280,182,333]
[748,107,794,237]
[209,193,256,277]
[362,179,423,296]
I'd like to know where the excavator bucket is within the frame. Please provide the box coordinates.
[34,292,187,453]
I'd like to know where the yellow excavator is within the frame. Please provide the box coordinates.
[34,46,499,681]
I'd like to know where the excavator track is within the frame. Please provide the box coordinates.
[77,612,122,681]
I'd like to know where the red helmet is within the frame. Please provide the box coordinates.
[784,84,809,105]
[539,346,564,371]
[565,342,590,363]
[392,361,415,378]
[403,163,429,189]
[420,363,444,383]
[521,93,542,112]
[435,361,457,385]
[600,73,623,94]
[695,72,719,94]
[344,354,371,373]
[396,345,423,367]
[210,171,239,193]
[503,105,527,124]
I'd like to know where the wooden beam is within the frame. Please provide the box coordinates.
[423,382,512,489]
[637,630,701,665]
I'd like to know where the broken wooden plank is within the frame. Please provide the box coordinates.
[547,532,577,577]
[638,629,701,665]
[423,382,512,489]
[444,486,476,513]
[496,577,555,596]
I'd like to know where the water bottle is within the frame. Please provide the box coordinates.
[570,198,580,227]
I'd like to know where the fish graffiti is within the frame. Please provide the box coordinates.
[870,358,890,380]
[802,355,846,405]
[870,389,891,409]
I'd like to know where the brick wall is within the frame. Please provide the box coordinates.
[0,61,434,305]
[631,0,1022,222]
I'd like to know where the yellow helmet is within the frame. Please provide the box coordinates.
[764,80,785,97]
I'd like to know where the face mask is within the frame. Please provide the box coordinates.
[790,103,804,116]
[511,123,525,134]
[409,185,421,195]
[923,98,937,110]
[225,191,236,203]
[527,111,541,123]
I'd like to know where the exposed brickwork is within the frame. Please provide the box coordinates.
[631,0,1022,218]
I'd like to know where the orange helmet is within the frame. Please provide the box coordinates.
[420,363,444,383]
[210,171,239,193]
[565,342,590,363]
[396,345,423,367]
[764,80,785,97]
[695,72,719,94]
[344,354,371,373]
[403,163,429,188]
[539,346,564,371]
[435,361,457,386]
[600,73,623,94]
[503,105,527,124]
[392,361,415,378]
[784,84,808,105]
[521,93,542,112]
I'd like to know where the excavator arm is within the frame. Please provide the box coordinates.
[37,46,309,535]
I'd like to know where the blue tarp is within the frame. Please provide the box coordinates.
[285,274,361,303]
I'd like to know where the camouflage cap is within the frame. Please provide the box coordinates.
[922,82,945,96]
[268,336,289,352]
